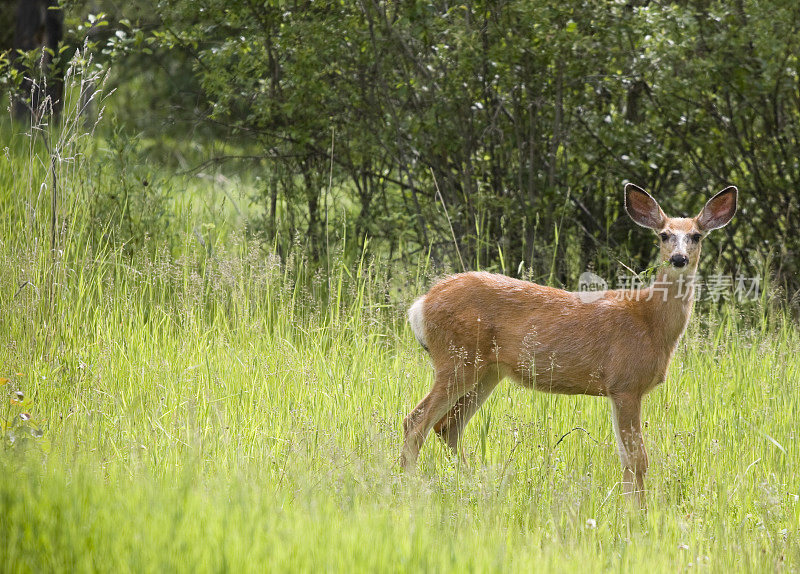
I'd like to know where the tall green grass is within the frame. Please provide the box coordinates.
[1,65,799,572]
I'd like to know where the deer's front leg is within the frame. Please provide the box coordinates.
[610,393,648,506]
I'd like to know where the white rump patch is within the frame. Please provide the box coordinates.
[408,296,428,349]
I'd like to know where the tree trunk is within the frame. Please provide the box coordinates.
[12,0,63,121]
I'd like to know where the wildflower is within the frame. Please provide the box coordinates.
[679,543,689,550]
[585,518,597,529]
[20,413,31,421]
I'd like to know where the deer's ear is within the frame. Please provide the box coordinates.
[696,186,737,231]
[624,183,666,229]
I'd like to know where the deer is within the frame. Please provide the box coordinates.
[402,183,737,504]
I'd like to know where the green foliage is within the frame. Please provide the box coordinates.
[6,1,800,291]
[122,0,795,292]
[86,120,179,251]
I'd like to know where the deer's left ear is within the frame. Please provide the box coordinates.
[696,186,737,232]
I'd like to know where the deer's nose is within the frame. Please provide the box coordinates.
[670,254,689,268]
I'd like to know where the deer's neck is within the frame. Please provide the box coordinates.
[645,268,696,347]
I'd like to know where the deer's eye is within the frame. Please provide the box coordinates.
[691,233,702,242]
[659,232,670,241]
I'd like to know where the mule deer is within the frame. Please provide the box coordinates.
[403,184,737,503]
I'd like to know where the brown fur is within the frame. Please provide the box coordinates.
[401,184,738,505]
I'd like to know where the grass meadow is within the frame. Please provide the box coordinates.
[1,89,799,572]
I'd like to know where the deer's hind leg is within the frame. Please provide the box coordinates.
[433,366,502,458]
[401,362,480,471]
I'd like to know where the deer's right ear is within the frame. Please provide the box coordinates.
[624,183,666,229]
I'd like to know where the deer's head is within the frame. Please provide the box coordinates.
[624,184,737,275]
